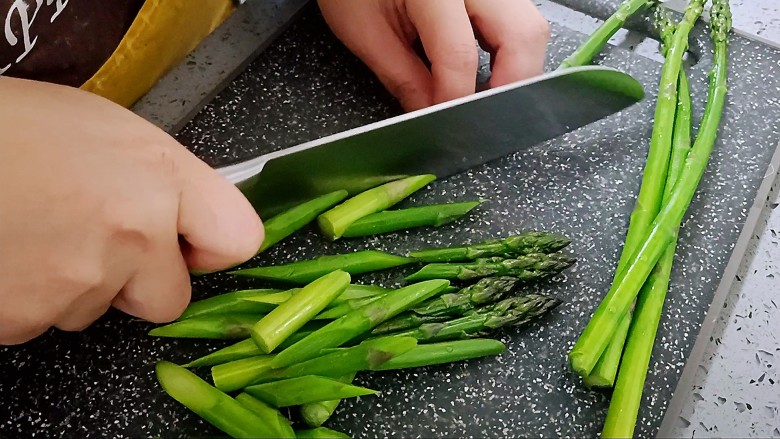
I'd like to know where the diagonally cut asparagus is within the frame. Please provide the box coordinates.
[149,314,262,340]
[341,200,483,238]
[234,392,296,439]
[373,338,506,370]
[177,289,281,320]
[259,190,349,252]
[244,375,378,408]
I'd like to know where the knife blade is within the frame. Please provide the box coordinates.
[218,65,644,217]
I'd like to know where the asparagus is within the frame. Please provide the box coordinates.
[391,295,562,343]
[409,232,571,262]
[155,361,292,439]
[183,329,316,368]
[411,276,519,316]
[370,313,451,336]
[340,200,482,238]
[178,289,281,320]
[568,0,707,377]
[300,373,356,428]
[558,0,654,69]
[259,190,349,252]
[250,270,351,353]
[149,314,262,339]
[314,295,387,320]
[584,4,693,388]
[229,251,413,284]
[241,285,392,309]
[317,174,436,240]
[405,254,576,282]
[271,279,450,368]
[234,393,296,439]
[244,375,378,408]
[296,427,351,439]
[602,3,730,437]
[374,339,506,370]
[212,355,275,393]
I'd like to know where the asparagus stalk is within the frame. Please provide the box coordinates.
[370,313,452,336]
[234,393,296,439]
[568,0,707,377]
[229,251,413,284]
[405,254,576,282]
[409,232,571,262]
[391,295,562,343]
[317,174,436,240]
[374,339,506,370]
[259,190,349,252]
[178,289,281,320]
[244,375,378,408]
[212,355,275,393]
[155,361,293,439]
[296,427,351,439]
[241,284,392,309]
[149,314,262,339]
[411,276,520,316]
[602,3,730,437]
[340,200,483,238]
[250,270,351,353]
[300,373,356,428]
[558,0,654,69]
[584,4,692,388]
[183,329,316,368]
[271,279,450,368]
[314,295,387,320]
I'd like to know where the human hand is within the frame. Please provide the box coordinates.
[318,0,550,111]
[0,77,264,345]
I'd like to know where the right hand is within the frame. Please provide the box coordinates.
[0,76,264,345]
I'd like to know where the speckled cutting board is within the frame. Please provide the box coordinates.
[2,4,780,439]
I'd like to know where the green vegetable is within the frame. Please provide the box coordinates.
[583,309,633,388]
[391,295,561,343]
[271,279,450,368]
[369,313,451,336]
[410,276,520,316]
[229,251,413,284]
[374,338,506,370]
[250,270,350,353]
[404,254,575,282]
[296,427,351,438]
[341,200,482,238]
[260,190,349,252]
[149,314,261,339]
[409,232,571,262]
[212,355,275,393]
[558,0,654,69]
[244,375,378,408]
[234,393,296,438]
[184,329,317,368]
[178,289,281,320]
[317,174,436,240]
[602,3,730,437]
[300,374,356,428]
[240,284,392,309]
[314,295,387,320]
[568,0,707,377]
[155,361,289,438]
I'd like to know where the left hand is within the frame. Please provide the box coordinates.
[318,0,551,112]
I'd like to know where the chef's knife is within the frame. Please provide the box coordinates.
[218,65,644,217]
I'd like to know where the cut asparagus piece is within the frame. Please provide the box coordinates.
[234,393,296,439]
[391,295,561,343]
[259,190,349,252]
[409,232,571,262]
[317,174,436,240]
[155,361,291,439]
[149,314,262,339]
[558,0,654,69]
[569,0,708,378]
[602,3,730,437]
[300,374,356,428]
[405,254,576,282]
[374,339,506,370]
[271,279,450,368]
[183,329,316,368]
[583,308,633,388]
[314,295,387,320]
[212,355,275,393]
[244,375,378,408]
[229,251,413,284]
[250,271,350,353]
[341,200,482,238]
[296,427,351,439]
[178,289,281,320]
[240,285,391,309]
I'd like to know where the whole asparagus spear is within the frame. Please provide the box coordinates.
[602,3,731,437]
[409,232,571,262]
[405,254,576,282]
[259,190,349,252]
[341,200,482,238]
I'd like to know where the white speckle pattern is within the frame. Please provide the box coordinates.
[1,2,780,438]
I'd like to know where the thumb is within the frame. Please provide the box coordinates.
[175,150,264,273]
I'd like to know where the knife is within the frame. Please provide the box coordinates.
[217,65,644,218]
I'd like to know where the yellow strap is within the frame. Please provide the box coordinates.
[80,0,235,108]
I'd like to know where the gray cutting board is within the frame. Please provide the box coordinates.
[1,3,779,439]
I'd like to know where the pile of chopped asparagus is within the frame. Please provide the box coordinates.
[151,174,576,437]
[560,0,732,436]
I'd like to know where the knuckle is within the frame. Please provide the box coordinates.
[437,42,479,72]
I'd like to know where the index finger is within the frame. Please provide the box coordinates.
[407,0,479,104]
